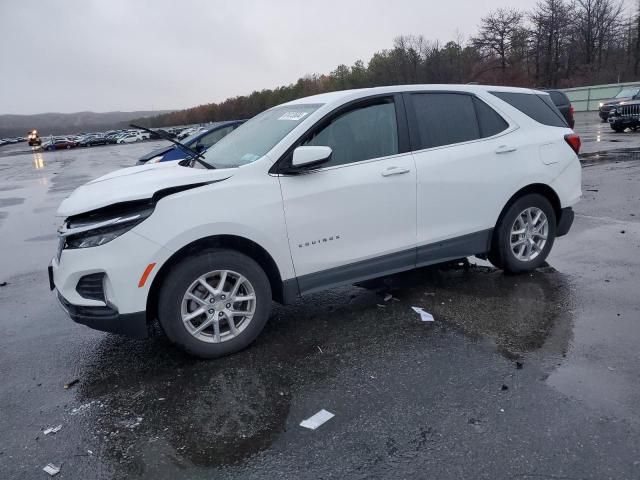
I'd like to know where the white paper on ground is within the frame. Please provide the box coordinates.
[412,306,434,322]
[300,409,335,430]
[43,464,61,476]
[44,425,62,435]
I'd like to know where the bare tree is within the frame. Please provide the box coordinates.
[472,8,525,77]
[530,0,573,86]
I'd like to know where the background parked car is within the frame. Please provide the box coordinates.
[607,100,640,132]
[545,89,575,128]
[42,137,77,151]
[78,134,108,147]
[137,120,244,164]
[599,87,640,121]
[117,132,143,144]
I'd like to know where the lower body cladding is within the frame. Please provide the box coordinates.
[50,207,574,340]
[50,229,172,339]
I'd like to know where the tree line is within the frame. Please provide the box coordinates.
[134,0,638,127]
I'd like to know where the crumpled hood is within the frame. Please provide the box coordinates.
[57,162,233,217]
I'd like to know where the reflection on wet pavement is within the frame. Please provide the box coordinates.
[65,262,575,475]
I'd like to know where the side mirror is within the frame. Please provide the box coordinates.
[194,144,205,153]
[291,146,332,169]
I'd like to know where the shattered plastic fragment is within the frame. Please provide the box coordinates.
[300,409,334,430]
[43,463,61,476]
[411,307,434,322]
[44,425,62,435]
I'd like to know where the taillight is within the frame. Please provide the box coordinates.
[564,133,581,154]
[569,104,574,115]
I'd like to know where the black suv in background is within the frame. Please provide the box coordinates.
[544,90,575,128]
[598,87,640,121]
[607,100,640,132]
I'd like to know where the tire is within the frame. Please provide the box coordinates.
[489,193,557,274]
[612,126,625,133]
[157,249,272,359]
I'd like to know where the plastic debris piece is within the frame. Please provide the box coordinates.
[0,281,8,287]
[516,362,524,370]
[384,293,393,302]
[501,384,509,391]
[43,464,60,476]
[64,379,79,389]
[316,346,323,354]
[411,307,434,322]
[300,409,334,430]
[44,425,62,435]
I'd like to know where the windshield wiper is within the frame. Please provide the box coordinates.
[129,124,213,169]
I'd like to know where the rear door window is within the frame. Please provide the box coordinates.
[491,91,567,127]
[408,93,480,149]
[407,93,509,150]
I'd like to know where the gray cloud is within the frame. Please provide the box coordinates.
[0,0,536,114]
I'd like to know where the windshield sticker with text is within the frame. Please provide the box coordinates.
[278,111,309,121]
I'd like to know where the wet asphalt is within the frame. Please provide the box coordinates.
[1,119,639,479]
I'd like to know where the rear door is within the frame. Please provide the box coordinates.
[278,95,417,293]
[405,92,514,265]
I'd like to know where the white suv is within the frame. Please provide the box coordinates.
[49,85,582,358]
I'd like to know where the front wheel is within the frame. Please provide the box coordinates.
[489,194,557,273]
[157,249,272,359]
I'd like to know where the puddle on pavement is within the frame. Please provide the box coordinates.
[69,262,574,475]
[580,148,640,165]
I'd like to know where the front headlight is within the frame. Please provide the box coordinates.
[62,205,154,249]
[66,224,137,248]
[147,155,164,164]
[600,102,604,107]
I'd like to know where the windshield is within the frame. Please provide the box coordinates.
[202,104,321,169]
[615,88,639,98]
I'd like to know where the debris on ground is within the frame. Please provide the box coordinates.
[300,409,335,430]
[43,463,61,476]
[70,401,97,415]
[0,281,7,287]
[384,293,393,302]
[316,346,323,354]
[501,384,509,391]
[516,361,524,370]
[124,417,143,429]
[376,304,385,308]
[63,379,79,389]
[43,425,62,435]
[423,292,435,296]
[411,307,434,322]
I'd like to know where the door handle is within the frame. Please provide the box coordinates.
[381,166,410,177]
[495,145,517,154]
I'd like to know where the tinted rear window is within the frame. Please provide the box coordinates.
[408,93,509,149]
[547,91,568,106]
[473,97,509,137]
[409,93,480,149]
[491,91,567,127]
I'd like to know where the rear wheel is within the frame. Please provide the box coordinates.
[612,126,625,133]
[489,194,557,273]
[158,249,272,359]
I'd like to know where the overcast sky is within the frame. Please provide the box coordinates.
[0,0,540,115]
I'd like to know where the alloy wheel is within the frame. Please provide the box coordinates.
[510,207,549,262]
[180,270,256,343]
